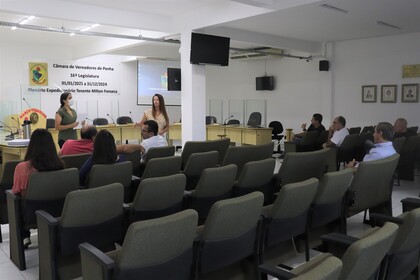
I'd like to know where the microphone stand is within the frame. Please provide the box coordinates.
[0,122,15,140]
[107,114,116,124]
[11,116,21,135]
[223,115,234,125]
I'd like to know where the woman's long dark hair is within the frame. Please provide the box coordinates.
[92,129,117,164]
[25,129,64,171]
[59,92,71,108]
[152,93,169,124]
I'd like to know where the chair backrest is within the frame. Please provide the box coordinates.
[339,134,359,150]
[347,153,400,216]
[24,168,80,227]
[142,156,182,179]
[311,168,353,229]
[278,149,328,186]
[61,153,92,170]
[197,192,264,274]
[191,164,237,221]
[205,116,217,125]
[316,130,329,150]
[361,126,374,134]
[183,151,219,189]
[348,127,361,135]
[116,116,133,124]
[408,126,419,133]
[298,131,320,152]
[340,222,398,280]
[227,119,240,125]
[193,164,237,198]
[46,118,55,129]
[247,112,262,127]
[266,178,318,246]
[181,138,230,167]
[223,142,274,179]
[0,160,22,223]
[269,121,283,136]
[143,145,175,164]
[384,208,420,279]
[124,151,142,175]
[392,136,406,154]
[93,118,108,126]
[87,161,132,189]
[131,174,186,220]
[116,210,198,279]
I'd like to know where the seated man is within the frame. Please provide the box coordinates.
[346,122,396,170]
[58,125,97,156]
[323,116,349,148]
[293,113,325,142]
[117,120,167,161]
[394,118,417,139]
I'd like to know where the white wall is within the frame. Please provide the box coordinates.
[333,32,420,128]
[2,31,420,133]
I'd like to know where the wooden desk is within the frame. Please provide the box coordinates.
[49,124,141,151]
[0,143,27,173]
[169,124,272,145]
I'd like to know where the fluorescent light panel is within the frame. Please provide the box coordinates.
[319,4,348,14]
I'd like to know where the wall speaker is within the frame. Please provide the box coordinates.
[319,60,329,71]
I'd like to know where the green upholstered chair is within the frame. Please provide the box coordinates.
[86,161,133,203]
[181,138,230,168]
[36,183,125,280]
[371,202,420,280]
[305,168,354,250]
[345,153,400,222]
[285,131,320,153]
[223,142,274,179]
[348,127,361,135]
[60,153,91,170]
[181,150,219,190]
[7,168,80,270]
[261,178,319,265]
[194,192,264,279]
[274,149,328,193]
[0,160,21,243]
[128,173,186,222]
[336,134,359,170]
[259,254,342,280]
[233,158,275,204]
[188,164,237,222]
[79,209,198,280]
[137,145,175,177]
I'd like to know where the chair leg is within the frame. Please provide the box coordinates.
[0,225,2,243]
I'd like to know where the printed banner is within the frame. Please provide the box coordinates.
[27,61,120,95]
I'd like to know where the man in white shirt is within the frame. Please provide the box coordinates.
[117,120,167,161]
[323,116,349,148]
[346,122,396,170]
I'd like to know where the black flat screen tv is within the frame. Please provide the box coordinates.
[256,76,275,91]
[167,68,181,91]
[190,33,230,66]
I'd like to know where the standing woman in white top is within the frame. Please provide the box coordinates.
[136,93,169,136]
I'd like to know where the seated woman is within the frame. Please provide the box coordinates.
[79,129,125,186]
[12,128,64,248]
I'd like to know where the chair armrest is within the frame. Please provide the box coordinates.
[36,210,59,279]
[6,189,26,270]
[321,232,359,249]
[401,197,420,212]
[370,213,403,226]
[259,263,295,279]
[79,243,115,280]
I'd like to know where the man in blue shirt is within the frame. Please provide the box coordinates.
[347,122,396,170]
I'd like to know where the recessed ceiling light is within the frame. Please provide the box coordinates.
[319,4,348,14]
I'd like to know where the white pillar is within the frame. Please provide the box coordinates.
[180,31,207,144]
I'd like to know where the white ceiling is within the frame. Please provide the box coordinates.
[0,0,418,60]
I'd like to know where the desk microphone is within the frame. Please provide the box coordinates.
[106,114,116,124]
[0,121,15,139]
[22,97,32,109]
[11,116,20,134]
[85,117,95,124]
[223,115,234,125]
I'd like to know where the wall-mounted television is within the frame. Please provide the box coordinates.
[167,68,181,91]
[190,32,230,66]
[256,76,275,91]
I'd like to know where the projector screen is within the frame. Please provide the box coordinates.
[137,61,181,106]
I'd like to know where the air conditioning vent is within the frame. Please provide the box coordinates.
[230,48,284,61]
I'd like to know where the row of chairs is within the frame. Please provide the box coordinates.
[46,116,133,129]
[206,112,262,126]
